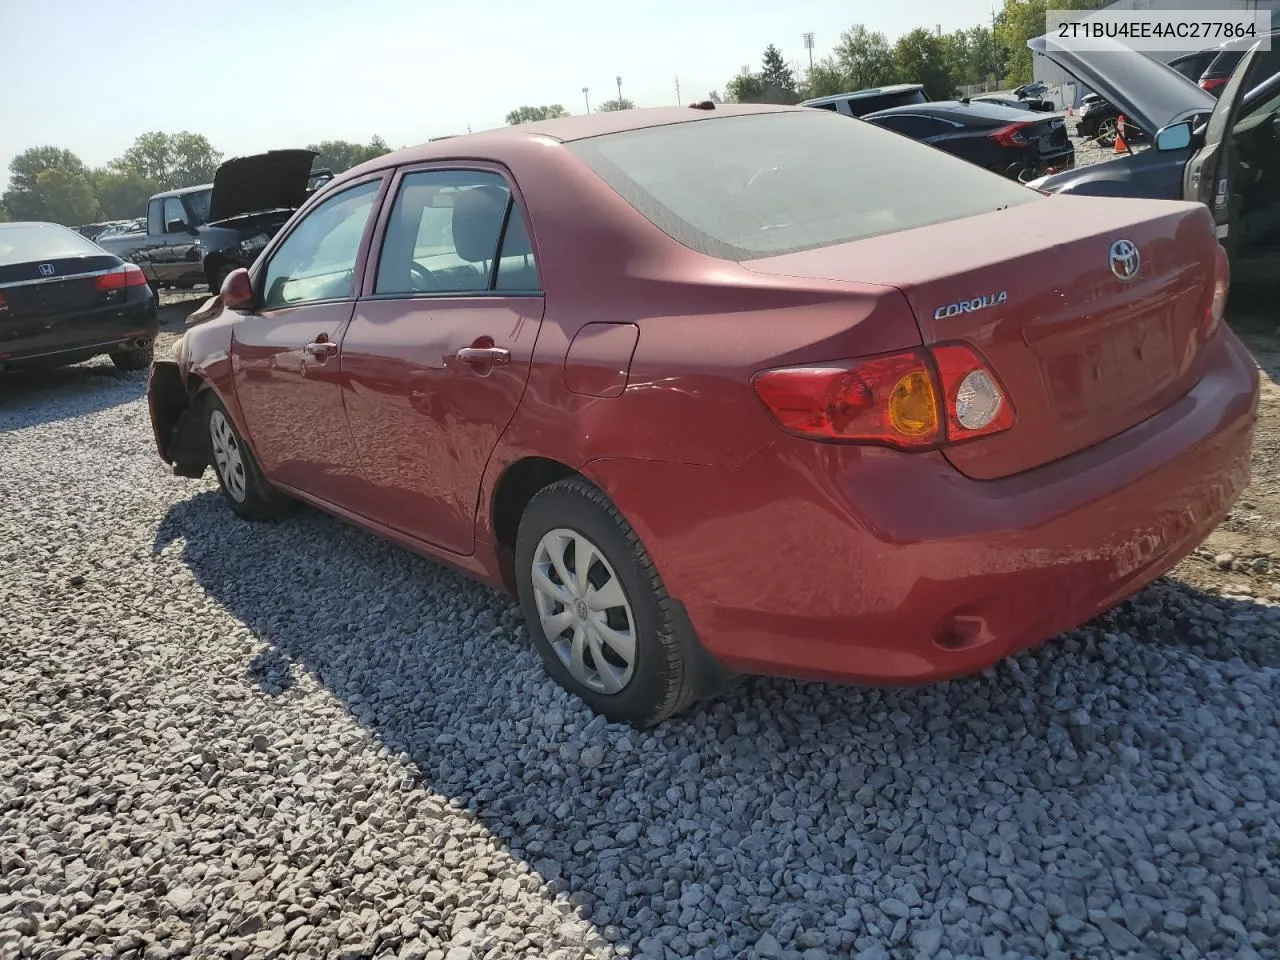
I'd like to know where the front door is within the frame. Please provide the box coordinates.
[231,176,385,507]
[1184,43,1261,256]
[340,166,545,555]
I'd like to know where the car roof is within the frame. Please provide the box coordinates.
[337,103,806,181]
[866,99,1041,121]
[799,84,925,107]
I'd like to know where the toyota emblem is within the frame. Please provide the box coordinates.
[1109,239,1140,282]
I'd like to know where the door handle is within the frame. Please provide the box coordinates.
[457,346,510,366]
[304,339,339,358]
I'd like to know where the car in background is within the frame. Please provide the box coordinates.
[0,221,157,371]
[1168,49,1219,84]
[1194,29,1280,96]
[148,103,1254,727]
[863,99,1074,180]
[969,93,1056,113]
[1029,36,1280,284]
[95,218,146,241]
[96,150,331,293]
[800,83,928,117]
[1075,92,1147,146]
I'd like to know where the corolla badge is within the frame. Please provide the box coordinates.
[1109,238,1141,281]
[932,290,1007,320]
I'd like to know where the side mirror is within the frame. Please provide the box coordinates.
[220,268,254,309]
[1155,121,1193,152]
[165,219,188,234]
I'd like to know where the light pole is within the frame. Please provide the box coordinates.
[616,76,623,102]
[582,87,590,112]
[803,32,814,74]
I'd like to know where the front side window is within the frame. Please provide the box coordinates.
[376,169,540,295]
[261,179,381,309]
[567,110,1037,261]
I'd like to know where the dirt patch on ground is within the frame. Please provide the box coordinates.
[1176,291,1280,599]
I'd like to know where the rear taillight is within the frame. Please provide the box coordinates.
[94,263,148,291]
[989,122,1032,147]
[931,343,1016,440]
[1200,242,1229,343]
[1200,76,1228,94]
[751,344,1013,450]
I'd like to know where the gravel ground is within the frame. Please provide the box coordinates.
[4,175,1280,960]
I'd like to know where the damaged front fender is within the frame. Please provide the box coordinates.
[147,359,210,479]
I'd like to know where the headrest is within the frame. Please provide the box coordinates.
[451,185,510,263]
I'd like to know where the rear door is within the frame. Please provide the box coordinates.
[340,164,546,556]
[1184,44,1261,250]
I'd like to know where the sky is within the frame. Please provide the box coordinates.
[0,0,999,179]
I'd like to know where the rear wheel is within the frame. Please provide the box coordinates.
[1095,117,1118,147]
[109,341,153,371]
[205,393,293,521]
[515,477,699,728]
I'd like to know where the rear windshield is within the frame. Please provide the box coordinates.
[0,223,104,266]
[566,110,1038,262]
[850,88,927,115]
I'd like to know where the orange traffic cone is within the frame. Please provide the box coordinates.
[1114,114,1128,153]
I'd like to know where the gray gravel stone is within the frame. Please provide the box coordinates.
[2,320,1280,959]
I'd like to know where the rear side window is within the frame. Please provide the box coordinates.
[870,114,954,138]
[566,110,1036,262]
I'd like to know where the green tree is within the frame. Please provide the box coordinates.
[505,104,570,124]
[760,44,801,104]
[894,28,955,100]
[597,98,637,112]
[996,0,1109,84]
[113,131,222,190]
[92,167,159,219]
[707,90,724,103]
[726,72,765,103]
[33,167,99,224]
[833,24,896,91]
[306,137,391,174]
[800,56,852,99]
[2,147,91,221]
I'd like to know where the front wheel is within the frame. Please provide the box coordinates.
[205,393,293,521]
[515,477,699,728]
[1095,117,1119,147]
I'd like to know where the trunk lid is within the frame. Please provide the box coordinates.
[1018,114,1069,154]
[741,195,1220,479]
[0,255,119,317]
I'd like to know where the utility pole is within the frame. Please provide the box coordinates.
[616,76,623,101]
[582,86,590,112]
[675,76,681,104]
[803,32,814,74]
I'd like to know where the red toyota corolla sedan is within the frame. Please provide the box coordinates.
[148,103,1258,727]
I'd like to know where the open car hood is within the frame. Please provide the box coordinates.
[1028,34,1215,135]
[208,149,318,223]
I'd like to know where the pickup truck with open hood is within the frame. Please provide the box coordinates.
[96,150,330,293]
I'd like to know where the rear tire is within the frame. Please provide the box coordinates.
[514,477,699,728]
[204,393,293,522]
[109,342,153,371]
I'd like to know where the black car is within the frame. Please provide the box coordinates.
[800,84,928,117]
[970,94,1056,113]
[97,150,328,294]
[1195,28,1280,96]
[1029,36,1280,285]
[862,99,1074,180]
[0,221,158,372]
[1075,92,1146,146]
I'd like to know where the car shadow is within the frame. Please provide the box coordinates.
[154,490,1280,956]
[0,359,146,432]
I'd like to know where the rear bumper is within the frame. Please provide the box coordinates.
[148,358,208,477]
[0,295,158,365]
[584,329,1258,685]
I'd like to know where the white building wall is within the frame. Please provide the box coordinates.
[1032,0,1280,105]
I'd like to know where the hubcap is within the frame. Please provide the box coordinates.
[531,528,637,695]
[209,409,248,503]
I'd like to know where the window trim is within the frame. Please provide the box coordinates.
[360,160,544,302]
[252,173,388,313]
